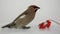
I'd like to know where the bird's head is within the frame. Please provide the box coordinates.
[28,5,40,12]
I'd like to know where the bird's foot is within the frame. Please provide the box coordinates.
[22,26,30,29]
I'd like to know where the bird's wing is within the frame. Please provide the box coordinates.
[13,11,28,23]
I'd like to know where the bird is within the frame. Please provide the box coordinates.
[2,5,40,29]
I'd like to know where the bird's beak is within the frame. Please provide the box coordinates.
[38,7,40,9]
[35,7,40,12]
[34,6,40,9]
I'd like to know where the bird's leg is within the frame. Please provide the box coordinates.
[22,26,30,29]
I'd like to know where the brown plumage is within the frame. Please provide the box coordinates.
[2,5,40,29]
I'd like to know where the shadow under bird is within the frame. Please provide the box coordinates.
[2,5,40,29]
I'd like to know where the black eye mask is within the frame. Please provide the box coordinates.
[32,6,39,12]
[35,9,38,12]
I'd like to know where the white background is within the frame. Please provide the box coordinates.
[0,0,60,34]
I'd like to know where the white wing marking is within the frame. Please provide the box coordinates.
[19,15,26,19]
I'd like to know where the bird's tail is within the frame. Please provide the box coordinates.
[2,25,9,28]
[2,23,16,28]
